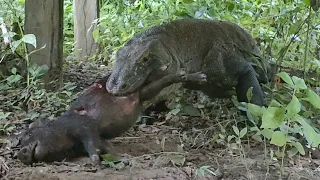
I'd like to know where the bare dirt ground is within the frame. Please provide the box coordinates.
[1,63,320,180]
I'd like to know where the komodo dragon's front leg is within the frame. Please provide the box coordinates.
[235,62,264,106]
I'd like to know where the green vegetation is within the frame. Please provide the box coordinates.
[1,0,320,177]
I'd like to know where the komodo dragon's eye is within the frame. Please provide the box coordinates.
[142,56,149,62]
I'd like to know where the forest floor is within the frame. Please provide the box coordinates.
[1,63,320,180]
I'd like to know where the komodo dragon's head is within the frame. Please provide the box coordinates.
[107,37,171,96]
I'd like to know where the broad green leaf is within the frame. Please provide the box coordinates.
[261,107,285,129]
[302,0,310,6]
[11,40,22,52]
[286,95,301,117]
[270,131,286,147]
[22,34,36,48]
[269,100,282,107]
[252,134,263,142]
[277,72,293,86]
[248,103,265,116]
[261,129,274,140]
[6,74,22,84]
[295,115,320,147]
[292,76,307,90]
[239,127,247,138]
[292,142,305,155]
[302,89,320,109]
[232,126,239,136]
[287,147,299,157]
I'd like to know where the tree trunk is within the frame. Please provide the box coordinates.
[25,0,64,90]
[73,0,99,61]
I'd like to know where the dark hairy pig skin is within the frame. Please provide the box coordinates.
[18,71,206,165]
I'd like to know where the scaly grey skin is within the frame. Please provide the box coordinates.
[106,19,270,106]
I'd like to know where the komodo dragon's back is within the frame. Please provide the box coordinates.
[107,19,269,106]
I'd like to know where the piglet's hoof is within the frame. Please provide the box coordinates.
[90,154,101,166]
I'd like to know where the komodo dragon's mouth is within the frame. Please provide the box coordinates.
[107,76,148,96]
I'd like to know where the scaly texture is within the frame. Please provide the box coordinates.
[107,19,270,106]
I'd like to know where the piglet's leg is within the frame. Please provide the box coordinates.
[80,132,102,166]
[140,71,207,101]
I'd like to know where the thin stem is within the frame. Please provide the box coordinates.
[17,21,30,87]
[303,6,312,79]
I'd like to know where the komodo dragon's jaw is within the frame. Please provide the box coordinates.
[106,71,148,96]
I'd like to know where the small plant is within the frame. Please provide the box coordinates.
[227,125,251,177]
[242,71,320,175]
[195,165,217,177]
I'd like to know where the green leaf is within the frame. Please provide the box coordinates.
[302,89,320,109]
[248,103,265,117]
[246,87,253,102]
[287,147,299,157]
[292,76,307,90]
[100,154,119,162]
[269,100,282,107]
[6,74,22,84]
[295,115,320,147]
[92,29,100,42]
[11,40,22,52]
[286,95,301,117]
[195,7,207,18]
[22,34,37,48]
[270,131,286,147]
[0,112,11,119]
[232,126,239,136]
[239,127,247,138]
[252,134,263,142]
[315,60,320,68]
[302,0,310,6]
[170,155,185,166]
[183,0,194,3]
[261,107,285,129]
[18,0,25,4]
[11,68,17,75]
[277,72,293,86]
[227,135,235,142]
[170,108,180,115]
[261,129,274,140]
[292,142,305,155]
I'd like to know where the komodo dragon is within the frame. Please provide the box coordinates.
[106,19,269,107]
